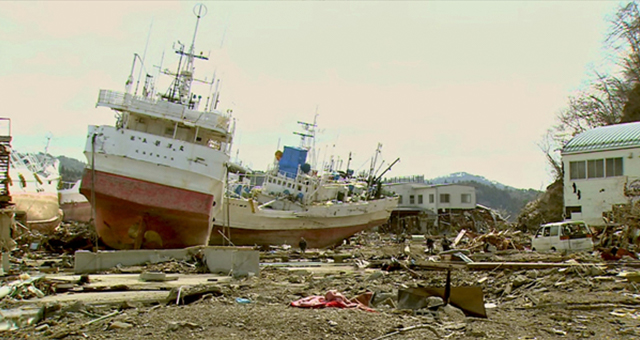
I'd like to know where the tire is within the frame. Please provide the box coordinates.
[550,247,557,252]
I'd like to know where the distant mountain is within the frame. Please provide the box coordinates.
[57,155,85,184]
[427,172,542,221]
[428,172,508,189]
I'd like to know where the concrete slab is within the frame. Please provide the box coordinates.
[74,246,260,277]
[23,273,231,306]
[35,291,168,305]
[202,247,259,277]
[74,248,193,274]
[47,273,230,290]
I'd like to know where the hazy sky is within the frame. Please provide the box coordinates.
[0,1,625,189]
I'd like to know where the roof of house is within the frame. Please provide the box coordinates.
[562,122,640,154]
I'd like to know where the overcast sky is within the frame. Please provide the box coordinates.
[0,1,625,189]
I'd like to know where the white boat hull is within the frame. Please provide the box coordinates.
[210,197,398,248]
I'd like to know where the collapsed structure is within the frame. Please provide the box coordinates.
[383,176,508,235]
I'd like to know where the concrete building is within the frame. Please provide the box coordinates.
[383,177,476,233]
[384,182,476,213]
[562,122,640,227]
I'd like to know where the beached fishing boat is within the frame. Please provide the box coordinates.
[10,151,62,233]
[80,5,233,249]
[210,120,398,249]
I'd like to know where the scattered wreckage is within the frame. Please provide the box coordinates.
[1,193,640,339]
[0,220,639,338]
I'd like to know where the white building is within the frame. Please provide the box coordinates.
[562,122,640,227]
[383,182,476,214]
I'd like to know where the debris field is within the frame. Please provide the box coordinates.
[1,228,640,339]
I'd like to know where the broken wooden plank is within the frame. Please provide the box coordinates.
[414,260,640,271]
[452,229,467,248]
[467,262,606,270]
[166,284,223,305]
[413,262,467,271]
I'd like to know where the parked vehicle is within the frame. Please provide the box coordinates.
[531,221,594,252]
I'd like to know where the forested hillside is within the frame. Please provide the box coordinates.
[57,155,85,184]
[456,180,541,221]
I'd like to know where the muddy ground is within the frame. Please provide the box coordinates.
[3,232,640,339]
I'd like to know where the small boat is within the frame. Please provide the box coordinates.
[210,118,398,249]
[59,180,91,223]
[10,151,62,233]
[80,5,234,249]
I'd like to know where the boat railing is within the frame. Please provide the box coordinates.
[11,151,43,174]
[97,90,231,133]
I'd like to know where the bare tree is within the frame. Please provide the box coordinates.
[552,2,640,146]
[524,2,640,227]
[555,73,628,142]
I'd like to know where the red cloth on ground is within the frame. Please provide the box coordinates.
[291,290,375,312]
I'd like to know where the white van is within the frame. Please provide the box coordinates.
[531,221,594,252]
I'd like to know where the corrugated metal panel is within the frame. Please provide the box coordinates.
[562,122,640,154]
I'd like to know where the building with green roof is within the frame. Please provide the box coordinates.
[561,122,640,227]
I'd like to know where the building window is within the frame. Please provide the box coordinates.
[409,195,415,204]
[565,206,582,216]
[418,195,423,204]
[606,157,623,177]
[440,193,450,203]
[587,159,604,178]
[398,195,403,204]
[429,194,434,203]
[569,161,586,180]
[461,194,471,203]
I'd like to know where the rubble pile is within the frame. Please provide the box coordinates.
[383,205,510,236]
[12,221,96,256]
[602,203,640,249]
[41,222,96,254]
[437,205,510,234]
[0,274,51,305]
[457,229,528,252]
[516,178,564,233]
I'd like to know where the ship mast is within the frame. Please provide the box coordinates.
[162,4,210,106]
